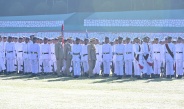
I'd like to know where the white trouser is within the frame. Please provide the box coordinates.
[166,60,174,75]
[73,61,81,76]
[115,61,123,76]
[17,58,23,71]
[142,60,153,75]
[93,61,101,74]
[50,60,57,72]
[24,59,31,73]
[176,60,183,75]
[134,60,141,76]
[154,59,161,74]
[6,59,14,72]
[82,61,89,73]
[43,59,50,73]
[103,61,110,74]
[39,59,43,73]
[125,60,132,75]
[31,59,39,74]
[0,57,5,71]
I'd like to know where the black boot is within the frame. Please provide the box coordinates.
[151,73,155,78]
[117,75,122,79]
[137,75,141,79]
[171,75,174,78]
[177,75,182,79]
[166,75,170,79]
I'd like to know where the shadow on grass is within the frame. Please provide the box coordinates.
[92,77,138,84]
[144,78,174,83]
[0,73,181,83]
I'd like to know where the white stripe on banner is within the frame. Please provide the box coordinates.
[84,19,184,27]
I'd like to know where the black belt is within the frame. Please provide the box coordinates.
[31,52,37,54]
[126,52,132,54]
[154,52,160,53]
[18,51,23,52]
[73,53,80,55]
[83,54,88,56]
[24,52,29,54]
[96,53,99,55]
[103,52,109,54]
[7,51,13,53]
[176,52,183,53]
[116,53,123,55]
[42,53,49,54]
[166,52,173,53]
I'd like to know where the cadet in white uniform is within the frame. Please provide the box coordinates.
[141,37,153,78]
[93,39,102,76]
[0,36,6,74]
[29,37,40,76]
[71,38,82,78]
[112,39,118,76]
[114,37,124,79]
[152,38,162,78]
[5,36,16,74]
[22,37,31,74]
[175,37,184,79]
[81,38,89,76]
[41,38,51,74]
[50,38,57,73]
[102,37,112,77]
[15,37,23,74]
[124,37,134,77]
[38,38,43,74]
[164,36,175,78]
[133,37,143,79]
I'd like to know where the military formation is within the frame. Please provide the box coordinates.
[0,35,184,79]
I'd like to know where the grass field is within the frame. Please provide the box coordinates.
[0,74,184,109]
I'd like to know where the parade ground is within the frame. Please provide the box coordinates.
[0,74,183,109]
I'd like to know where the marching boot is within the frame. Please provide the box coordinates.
[137,75,141,79]
[166,75,170,79]
[151,73,155,78]
[117,75,122,79]
[177,75,182,79]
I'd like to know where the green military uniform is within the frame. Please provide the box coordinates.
[55,40,64,76]
[87,39,96,77]
[64,41,72,76]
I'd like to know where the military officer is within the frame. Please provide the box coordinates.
[64,37,72,76]
[87,38,96,78]
[55,36,64,77]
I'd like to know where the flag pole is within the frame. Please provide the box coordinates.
[61,24,64,46]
